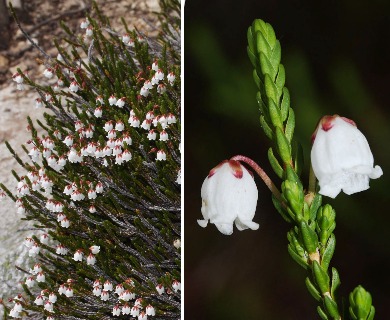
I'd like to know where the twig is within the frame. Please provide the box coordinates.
[17,5,91,38]
[8,3,51,62]
[14,265,30,275]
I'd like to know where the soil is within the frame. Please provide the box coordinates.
[0,0,159,311]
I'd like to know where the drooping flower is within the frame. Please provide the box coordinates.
[87,253,96,265]
[122,304,131,315]
[167,72,176,84]
[12,72,24,84]
[58,284,67,295]
[94,107,103,118]
[32,263,42,274]
[108,95,117,106]
[96,95,104,104]
[134,298,143,307]
[80,19,89,29]
[43,68,54,79]
[29,243,40,257]
[140,86,150,97]
[115,121,125,131]
[69,81,79,92]
[73,249,83,261]
[112,305,121,316]
[34,295,44,306]
[116,97,126,108]
[35,98,43,108]
[65,287,74,297]
[24,237,34,248]
[93,286,102,296]
[55,244,65,255]
[39,234,49,245]
[100,290,109,301]
[48,293,57,303]
[311,115,383,198]
[155,69,164,81]
[44,301,54,312]
[103,280,113,291]
[147,129,157,140]
[122,33,131,44]
[85,25,93,36]
[156,284,164,295]
[9,308,20,318]
[141,119,152,130]
[90,245,100,254]
[152,60,159,71]
[159,130,169,141]
[156,150,166,161]
[13,302,22,312]
[119,289,135,301]
[61,217,70,228]
[122,150,132,161]
[173,239,181,249]
[131,306,140,317]
[63,135,74,147]
[104,121,114,132]
[198,160,259,235]
[36,272,46,282]
[25,276,35,288]
[146,305,155,316]
[172,279,181,292]
[167,113,176,124]
[95,182,104,193]
[143,80,153,90]
[88,189,97,200]
[129,116,140,128]
[157,83,166,94]
[115,284,124,295]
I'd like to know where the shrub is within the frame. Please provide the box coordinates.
[1,1,181,318]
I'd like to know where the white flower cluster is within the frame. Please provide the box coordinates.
[12,71,26,90]
[72,245,100,265]
[90,279,156,318]
[33,290,57,313]
[139,60,176,98]
[155,280,181,296]
[8,14,181,319]
[121,32,144,46]
[57,279,75,298]
[8,296,24,318]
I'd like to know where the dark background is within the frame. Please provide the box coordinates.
[184,0,390,319]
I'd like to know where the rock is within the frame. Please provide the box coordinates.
[0,54,9,73]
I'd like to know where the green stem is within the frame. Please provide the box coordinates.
[309,163,317,193]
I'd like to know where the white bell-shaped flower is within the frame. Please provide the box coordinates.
[198,160,259,235]
[122,304,131,315]
[311,115,383,198]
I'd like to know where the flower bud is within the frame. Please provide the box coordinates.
[311,115,383,198]
[198,160,259,235]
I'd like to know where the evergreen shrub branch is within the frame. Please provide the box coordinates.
[247,19,375,320]
[2,1,181,319]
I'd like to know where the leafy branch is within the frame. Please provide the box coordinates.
[247,19,375,320]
